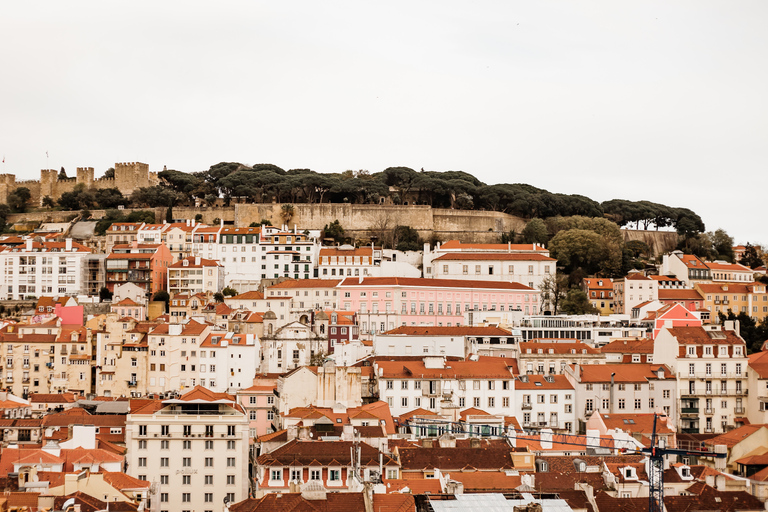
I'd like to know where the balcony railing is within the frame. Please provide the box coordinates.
[735,407,746,414]
[680,407,699,414]
[127,380,138,387]
[521,403,532,410]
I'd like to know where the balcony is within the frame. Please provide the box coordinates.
[705,408,714,414]
[5,377,12,383]
[681,428,700,434]
[735,407,746,414]
[422,388,441,397]
[127,380,138,387]
[680,407,699,415]
[45,363,54,369]
[521,403,533,410]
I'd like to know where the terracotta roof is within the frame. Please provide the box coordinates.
[434,253,555,261]
[583,278,613,290]
[101,471,151,490]
[658,289,704,301]
[113,298,141,306]
[649,275,682,282]
[381,326,513,337]
[665,483,765,512]
[516,374,573,390]
[599,338,654,354]
[444,471,522,492]
[376,356,516,380]
[340,277,535,291]
[735,454,768,466]
[679,254,708,269]
[749,351,768,379]
[439,240,547,252]
[398,446,515,471]
[283,401,395,435]
[574,363,672,383]
[29,393,79,404]
[696,282,755,294]
[598,413,675,435]
[594,490,648,512]
[229,291,264,300]
[319,247,373,257]
[372,493,416,512]
[257,439,396,468]
[269,279,342,289]
[625,273,652,281]
[169,256,221,268]
[706,261,752,272]
[230,493,367,512]
[175,385,236,403]
[703,424,767,447]
[381,478,441,494]
[666,326,746,346]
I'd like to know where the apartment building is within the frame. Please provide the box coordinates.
[105,222,144,253]
[145,320,213,394]
[661,252,711,286]
[338,277,539,337]
[582,278,614,315]
[517,340,603,375]
[747,350,768,425]
[0,321,92,397]
[318,245,379,278]
[707,261,755,283]
[106,242,172,296]
[653,324,748,434]
[612,272,658,315]
[374,356,516,417]
[695,282,768,322]
[198,331,260,393]
[515,374,576,433]
[95,315,156,397]
[599,338,654,364]
[264,279,341,324]
[0,239,91,300]
[564,363,676,432]
[125,386,249,512]
[167,256,224,296]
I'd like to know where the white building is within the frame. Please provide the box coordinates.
[612,272,659,315]
[374,355,516,418]
[260,316,326,374]
[564,362,677,433]
[125,386,249,512]
[0,239,91,299]
[515,374,576,433]
[168,256,224,296]
[145,319,213,394]
[199,331,261,393]
[424,240,556,290]
[653,323,748,434]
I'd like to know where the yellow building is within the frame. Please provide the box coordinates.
[695,282,768,323]
[582,278,614,315]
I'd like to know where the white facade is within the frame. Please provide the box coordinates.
[515,374,576,433]
[375,356,516,418]
[653,323,748,434]
[0,239,90,299]
[168,256,224,296]
[125,389,250,512]
[200,332,261,393]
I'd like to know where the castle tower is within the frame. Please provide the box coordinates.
[114,162,150,195]
[40,169,58,198]
[76,167,95,186]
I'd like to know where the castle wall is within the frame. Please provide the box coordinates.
[621,229,679,258]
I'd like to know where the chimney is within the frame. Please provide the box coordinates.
[540,429,553,450]
[65,238,72,251]
[421,438,433,448]
[132,240,138,250]
[26,239,32,251]
[287,425,298,441]
[195,256,201,266]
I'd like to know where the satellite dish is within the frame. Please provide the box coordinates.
[309,432,314,438]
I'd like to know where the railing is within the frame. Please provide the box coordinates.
[679,372,746,379]
[735,407,746,414]
[705,408,714,414]
[681,428,700,434]
[127,381,138,387]
[521,403,532,410]
[680,407,699,414]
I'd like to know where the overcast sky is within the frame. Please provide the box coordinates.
[1,1,765,244]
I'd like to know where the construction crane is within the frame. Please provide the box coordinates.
[403,413,726,512]
[641,413,726,512]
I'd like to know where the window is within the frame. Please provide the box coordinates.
[618,399,625,410]
[138,457,147,467]
[205,493,213,503]
[227,457,236,467]
[183,457,191,467]
[270,469,281,481]
[205,457,214,467]
[138,440,147,449]
[161,440,169,449]
[310,469,321,480]
[329,469,340,481]
[160,475,169,485]
[182,493,191,503]
[182,475,191,485]
[473,397,480,407]
[160,457,169,467]
[228,475,236,485]
[205,475,213,485]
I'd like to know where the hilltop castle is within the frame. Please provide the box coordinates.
[0,162,160,206]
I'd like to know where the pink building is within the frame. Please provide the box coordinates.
[237,385,278,438]
[337,277,538,336]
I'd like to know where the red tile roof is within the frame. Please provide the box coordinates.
[703,424,767,447]
[341,277,534,291]
[439,240,547,252]
[749,351,768,379]
[574,363,673,383]
[169,256,221,268]
[434,253,555,261]
[376,356,517,380]
[599,338,654,354]
[519,341,600,355]
[666,326,746,346]
[658,289,704,301]
[269,279,342,289]
[515,374,573,390]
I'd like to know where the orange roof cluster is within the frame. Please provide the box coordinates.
[283,401,395,435]
[600,338,654,354]
[319,247,373,257]
[169,256,221,268]
[598,413,675,435]
[658,289,704,301]
[229,291,264,300]
[749,351,768,379]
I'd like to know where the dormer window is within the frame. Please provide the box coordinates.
[687,346,696,356]
[623,467,637,480]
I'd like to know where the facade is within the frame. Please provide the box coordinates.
[167,256,224,296]
[747,350,768,425]
[658,288,706,312]
[125,386,249,512]
[0,239,91,300]
[0,321,93,397]
[612,272,658,315]
[145,320,213,394]
[374,356,517,418]
[582,278,614,315]
[515,374,576,433]
[105,242,172,296]
[260,319,325,374]
[517,340,604,375]
[429,253,557,290]
[661,252,711,286]
[264,279,341,324]
[318,245,379,278]
[105,222,145,253]
[653,324,748,434]
[95,315,153,397]
[706,261,755,283]
[695,282,768,323]
[599,338,654,364]
[564,363,677,431]
[236,385,277,438]
[338,277,539,337]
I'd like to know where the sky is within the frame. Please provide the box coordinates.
[1,1,766,244]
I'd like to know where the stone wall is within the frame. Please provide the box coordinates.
[621,229,679,258]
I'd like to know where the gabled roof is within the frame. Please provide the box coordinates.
[749,351,768,379]
[433,253,555,261]
[599,338,654,354]
[397,446,514,471]
[438,240,547,252]
[703,424,767,447]
[574,363,672,383]
[340,277,535,291]
[269,279,341,289]
[598,413,675,435]
[229,291,264,301]
[516,374,573,390]
[256,439,396,467]
[665,326,746,346]
[519,341,600,355]
[658,289,704,301]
